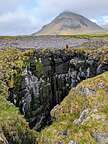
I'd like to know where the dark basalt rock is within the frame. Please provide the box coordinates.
[8,49,108,131]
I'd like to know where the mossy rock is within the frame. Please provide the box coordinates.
[0,80,38,144]
[39,72,108,144]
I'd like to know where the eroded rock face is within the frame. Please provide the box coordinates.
[8,50,108,131]
[21,68,52,130]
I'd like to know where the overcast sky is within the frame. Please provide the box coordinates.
[0,0,108,35]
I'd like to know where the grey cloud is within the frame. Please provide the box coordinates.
[0,0,108,35]
[0,10,38,35]
[0,0,30,14]
[35,0,108,19]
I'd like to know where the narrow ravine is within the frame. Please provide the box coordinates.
[7,49,108,131]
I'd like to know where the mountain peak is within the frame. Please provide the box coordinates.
[58,11,80,17]
[33,11,104,35]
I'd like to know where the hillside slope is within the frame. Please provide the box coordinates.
[102,25,108,31]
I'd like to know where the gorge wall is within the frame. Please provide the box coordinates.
[7,48,108,131]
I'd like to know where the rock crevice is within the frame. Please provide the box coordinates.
[8,50,108,131]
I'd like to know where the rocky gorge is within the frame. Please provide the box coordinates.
[0,46,108,143]
[7,48,108,132]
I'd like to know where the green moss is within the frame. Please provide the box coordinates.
[0,48,39,143]
[35,59,44,77]
[0,80,38,143]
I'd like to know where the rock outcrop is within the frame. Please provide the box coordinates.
[92,133,108,144]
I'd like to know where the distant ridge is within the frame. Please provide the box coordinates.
[32,11,104,36]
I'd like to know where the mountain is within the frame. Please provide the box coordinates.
[33,11,104,35]
[102,25,108,31]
